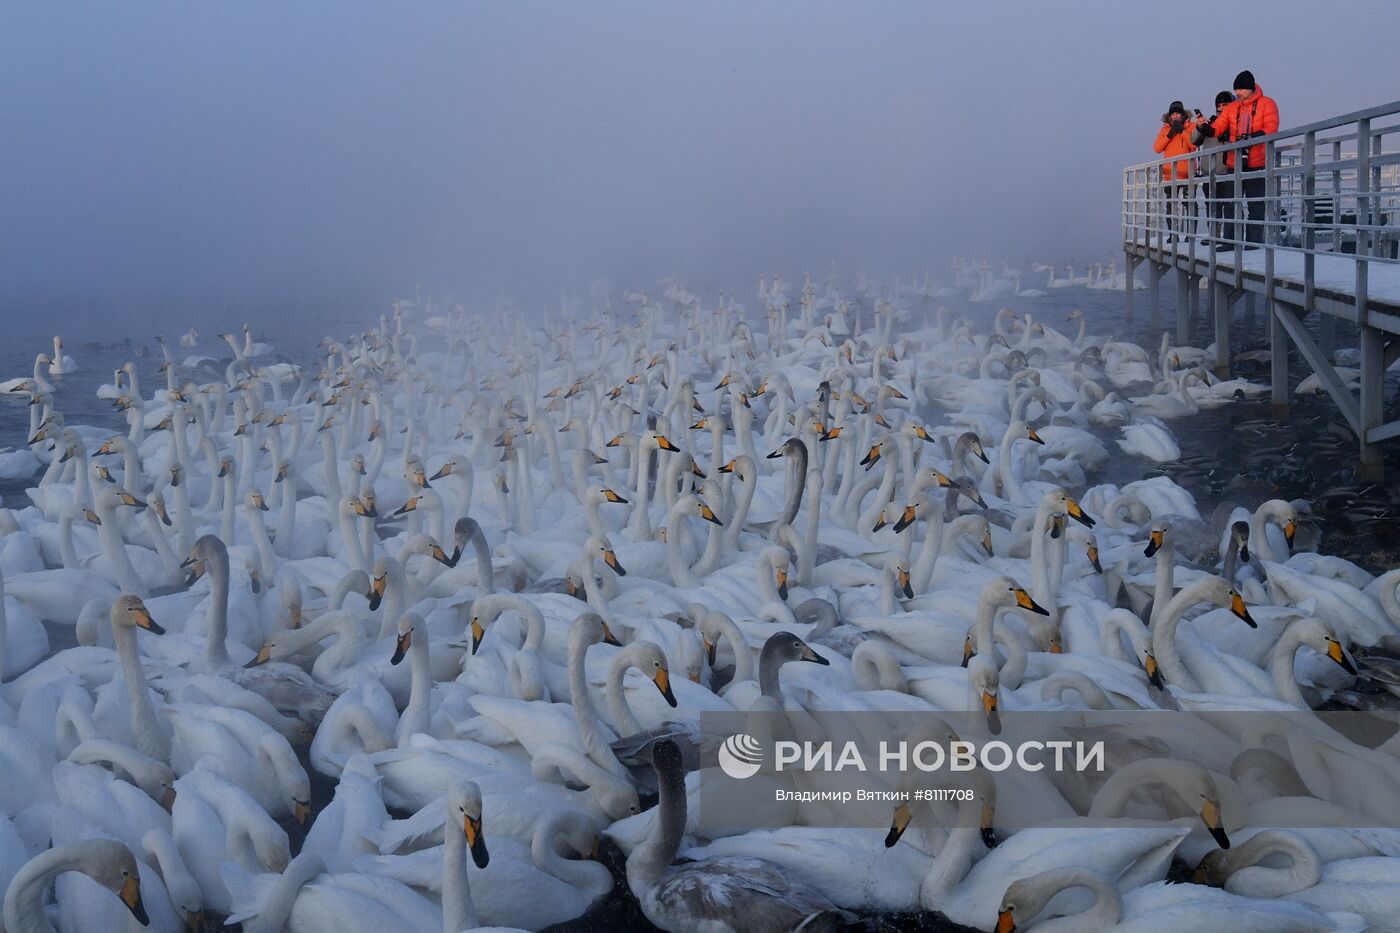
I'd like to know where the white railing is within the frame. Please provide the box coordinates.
[1124,100,1400,285]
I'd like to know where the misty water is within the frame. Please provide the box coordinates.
[4,276,1398,931]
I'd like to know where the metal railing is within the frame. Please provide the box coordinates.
[1124,100,1400,284]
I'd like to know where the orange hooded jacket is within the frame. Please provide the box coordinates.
[1206,87,1279,171]
[1154,116,1197,180]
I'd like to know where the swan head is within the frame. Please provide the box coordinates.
[112,595,164,636]
[1144,521,1170,558]
[630,641,678,707]
[258,733,312,826]
[1044,488,1094,528]
[391,612,421,665]
[585,535,625,577]
[985,576,1049,617]
[247,488,270,512]
[1295,619,1358,675]
[968,656,1001,735]
[764,631,829,669]
[84,839,150,925]
[447,781,490,868]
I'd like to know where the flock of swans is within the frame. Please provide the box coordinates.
[1,274,1399,933]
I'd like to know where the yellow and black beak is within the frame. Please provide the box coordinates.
[1025,426,1044,445]
[1229,590,1257,628]
[84,508,102,526]
[718,458,738,473]
[120,491,147,509]
[161,786,177,812]
[391,629,412,665]
[797,641,829,666]
[1086,544,1103,574]
[898,567,913,599]
[776,568,789,601]
[1200,795,1230,849]
[982,689,1001,735]
[699,502,722,525]
[691,462,706,479]
[1014,587,1049,616]
[601,623,622,647]
[59,444,75,464]
[873,412,891,429]
[961,634,974,668]
[655,434,680,452]
[252,493,269,511]
[155,500,172,526]
[860,444,882,469]
[1065,497,1095,528]
[465,813,489,868]
[690,417,707,430]
[1327,637,1358,675]
[653,667,678,707]
[183,559,205,587]
[294,798,311,826]
[431,544,452,566]
[884,802,912,848]
[872,511,887,533]
[893,504,918,534]
[913,425,932,442]
[981,528,995,558]
[246,643,273,668]
[470,618,486,655]
[1049,514,1064,541]
[819,425,842,442]
[273,462,288,484]
[606,433,624,448]
[714,373,732,390]
[981,800,998,849]
[1284,518,1297,551]
[703,635,717,667]
[972,441,990,464]
[394,496,420,516]
[132,603,165,635]
[430,463,452,480]
[120,873,148,925]
[765,447,784,460]
[995,907,1015,933]
[603,549,626,576]
[1145,528,1164,557]
[368,574,387,611]
[1144,651,1165,689]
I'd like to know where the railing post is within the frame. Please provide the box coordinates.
[1265,137,1287,416]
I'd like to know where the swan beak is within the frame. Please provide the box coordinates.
[703,635,717,667]
[982,529,995,558]
[819,425,841,442]
[273,464,287,484]
[1087,544,1103,573]
[603,549,626,576]
[1200,795,1230,848]
[1229,591,1256,628]
[893,504,918,534]
[179,552,198,569]
[132,606,165,635]
[655,435,679,452]
[1284,519,1297,551]
[246,644,272,667]
[898,568,913,599]
[981,801,998,849]
[217,461,230,477]
[961,635,974,668]
[1014,588,1049,616]
[121,492,147,509]
[591,451,608,465]
[995,907,1016,933]
[183,910,203,932]
[776,569,789,601]
[1145,529,1163,557]
[1144,652,1165,689]
[183,561,205,587]
[884,803,912,848]
[798,643,829,666]
[719,458,738,473]
[860,444,881,469]
[1191,862,1211,886]
[84,509,102,526]
[465,814,489,868]
[603,489,628,504]
[606,434,623,448]
[566,578,579,599]
[1049,514,1064,540]
[1025,426,1044,445]
[714,374,732,390]
[872,511,887,533]
[891,387,909,401]
[120,873,148,926]
[430,463,452,480]
[161,786,177,812]
[59,444,75,463]
[982,690,1001,735]
[873,413,891,429]
[690,418,707,430]
[368,574,386,610]
[294,798,310,826]
[1327,638,1358,675]
[1239,542,1250,563]
[601,623,622,647]
[155,501,172,526]
[974,444,990,464]
[1064,497,1094,527]
[394,496,419,516]
[391,630,411,665]
[253,493,269,511]
[430,545,452,566]
[470,619,485,654]
[356,498,379,518]
[653,667,678,707]
[699,503,722,525]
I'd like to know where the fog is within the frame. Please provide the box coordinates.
[3,1,1396,319]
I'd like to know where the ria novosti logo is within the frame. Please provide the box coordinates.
[718,733,764,779]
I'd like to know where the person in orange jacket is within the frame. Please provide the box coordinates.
[1153,101,1197,238]
[1198,71,1279,247]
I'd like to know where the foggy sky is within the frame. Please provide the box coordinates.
[3,1,1397,318]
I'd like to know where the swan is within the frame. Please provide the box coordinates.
[4,839,149,931]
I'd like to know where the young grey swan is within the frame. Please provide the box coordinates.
[627,740,854,933]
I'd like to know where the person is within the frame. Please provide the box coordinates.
[1199,70,1279,248]
[1153,100,1197,240]
[1193,91,1237,243]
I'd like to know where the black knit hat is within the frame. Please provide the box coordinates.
[1215,91,1235,107]
[1234,70,1256,92]
[1168,100,1186,116]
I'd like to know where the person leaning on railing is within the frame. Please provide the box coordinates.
[1153,100,1197,240]
[1196,70,1279,250]
[1193,91,1237,244]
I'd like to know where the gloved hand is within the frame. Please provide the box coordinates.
[1249,130,1266,138]
[1197,122,1215,138]
[1167,124,1181,138]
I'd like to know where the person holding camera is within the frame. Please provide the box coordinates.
[1193,91,1237,243]
[1153,100,1197,240]
[1198,71,1279,248]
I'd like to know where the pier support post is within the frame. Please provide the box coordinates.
[1212,280,1232,378]
[1319,313,1336,363]
[1187,274,1200,342]
[1175,268,1188,346]
[1269,301,1289,418]
[1124,252,1137,323]
[1359,325,1385,482]
[1148,262,1161,330]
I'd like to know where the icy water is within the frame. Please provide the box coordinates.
[2,283,1398,932]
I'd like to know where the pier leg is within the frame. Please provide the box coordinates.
[1187,275,1200,344]
[1175,269,1189,347]
[1212,280,1231,378]
[1124,252,1136,324]
[1319,313,1336,363]
[1148,263,1160,330]
[1359,325,1384,482]
[1270,301,1289,418]
[1244,292,1256,319]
